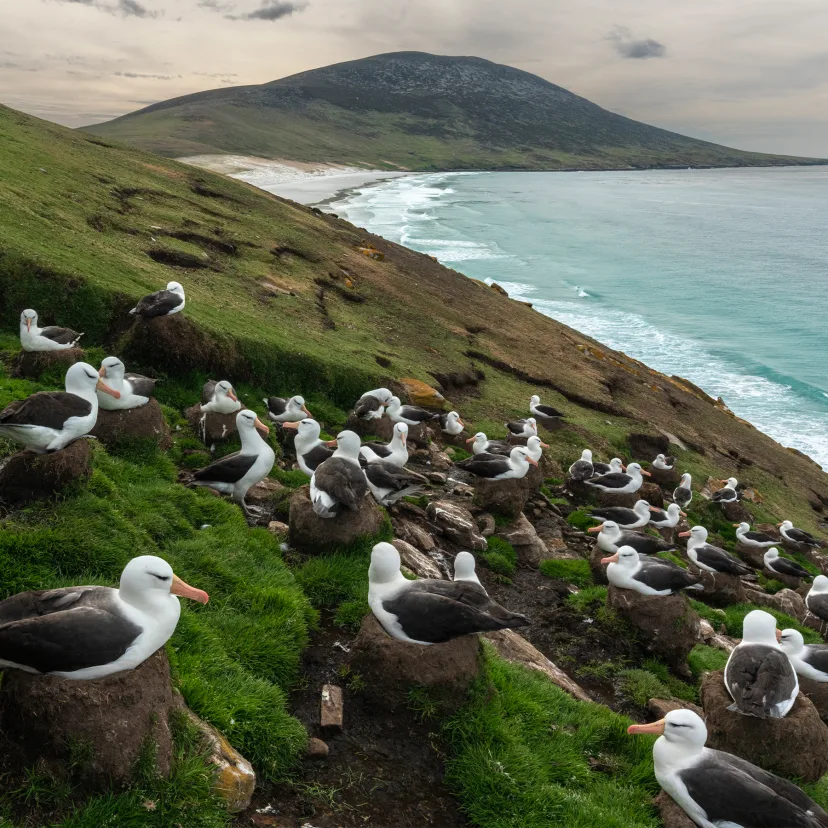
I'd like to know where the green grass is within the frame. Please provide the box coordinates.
[690,599,821,644]
[567,586,608,615]
[687,644,729,678]
[480,537,518,578]
[567,509,596,532]
[540,558,593,588]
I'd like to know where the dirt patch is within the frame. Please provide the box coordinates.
[314,277,366,304]
[191,181,241,202]
[162,230,239,256]
[146,247,212,269]
[139,161,184,179]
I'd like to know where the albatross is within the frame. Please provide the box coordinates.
[364,462,424,505]
[504,417,537,438]
[97,357,158,410]
[263,394,311,423]
[778,520,822,548]
[386,396,440,426]
[679,526,752,576]
[529,395,564,420]
[129,281,185,318]
[588,499,652,530]
[673,472,693,509]
[602,546,701,596]
[453,552,484,590]
[0,362,119,453]
[648,503,686,530]
[310,430,369,518]
[584,462,650,495]
[0,555,208,680]
[806,576,828,623]
[190,409,275,516]
[712,477,739,503]
[568,449,594,481]
[629,709,828,828]
[368,542,528,644]
[734,522,777,548]
[359,422,408,466]
[652,454,675,471]
[592,457,625,476]
[724,609,798,718]
[587,520,677,555]
[201,380,241,415]
[282,418,334,476]
[764,548,812,582]
[439,411,465,436]
[354,387,394,420]
[779,629,828,684]
[19,309,83,352]
[457,446,538,480]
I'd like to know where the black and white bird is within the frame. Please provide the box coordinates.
[779,629,828,684]
[778,520,822,548]
[354,387,394,420]
[592,457,625,476]
[806,576,828,623]
[310,430,369,518]
[386,396,440,427]
[360,422,408,466]
[466,432,510,456]
[588,499,652,530]
[364,462,424,506]
[568,449,594,481]
[19,308,83,352]
[651,453,675,471]
[367,543,528,644]
[439,411,465,436]
[602,546,701,596]
[282,418,334,476]
[587,520,677,555]
[453,552,484,590]
[734,522,777,548]
[648,503,686,529]
[263,394,310,423]
[475,434,547,464]
[673,472,693,509]
[724,609,798,718]
[764,548,812,582]
[529,395,564,420]
[0,555,208,680]
[505,417,537,438]
[679,526,753,576]
[191,410,275,516]
[584,462,650,495]
[129,281,185,318]
[201,380,241,415]
[97,357,157,410]
[628,709,828,828]
[457,446,538,480]
[0,362,119,453]
[712,477,739,503]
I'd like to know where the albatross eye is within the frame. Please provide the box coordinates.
[151,573,170,582]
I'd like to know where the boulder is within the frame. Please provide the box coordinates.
[496,513,547,568]
[0,649,175,787]
[647,466,680,491]
[797,676,828,725]
[628,433,669,460]
[288,486,385,554]
[638,481,665,508]
[473,477,530,519]
[721,499,753,523]
[398,378,446,409]
[691,568,748,607]
[596,489,639,509]
[477,512,496,538]
[427,441,453,469]
[345,413,394,440]
[90,398,171,449]
[735,542,766,570]
[747,587,806,622]
[395,518,437,552]
[348,615,481,712]
[804,613,828,638]
[186,404,242,445]
[522,462,545,494]
[700,669,828,783]
[12,347,83,380]
[392,539,443,579]
[607,586,700,677]
[0,439,92,504]
[655,791,696,828]
[426,500,487,551]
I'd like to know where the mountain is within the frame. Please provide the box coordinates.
[82,52,824,170]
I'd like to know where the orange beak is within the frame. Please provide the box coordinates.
[648,506,660,512]
[627,719,665,736]
[457,419,465,428]
[540,441,550,449]
[641,470,652,477]
[96,378,120,399]
[621,465,627,471]
[601,552,620,564]
[680,511,687,517]
[777,523,783,527]
[171,574,209,604]
[402,433,407,445]
[527,456,539,466]
[282,421,300,431]
[732,523,741,528]
[678,531,691,538]
[302,405,311,417]
[98,366,107,378]
[466,437,475,444]
[775,628,782,642]
[228,388,238,402]
[325,440,337,447]
[254,417,270,436]
[587,525,603,533]
[26,318,32,332]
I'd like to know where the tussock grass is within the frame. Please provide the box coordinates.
[540,558,593,588]
[480,537,517,577]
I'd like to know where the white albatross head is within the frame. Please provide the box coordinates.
[282,418,320,441]
[778,520,794,531]
[392,422,409,445]
[453,551,479,582]
[98,356,126,382]
[678,525,707,545]
[741,609,779,646]
[530,395,541,406]
[20,308,38,333]
[625,462,650,478]
[510,446,537,470]
[600,544,639,568]
[118,555,209,609]
[333,430,362,460]
[628,709,708,751]
[369,542,403,585]
[287,395,311,417]
[811,575,828,595]
[633,500,651,517]
[588,519,621,540]
[66,361,119,400]
[579,448,593,462]
[166,281,185,295]
[214,380,238,403]
[467,432,488,450]
[725,477,738,489]
[679,472,691,487]
[236,407,270,437]
[778,628,806,656]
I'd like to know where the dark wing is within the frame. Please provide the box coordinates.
[697,545,752,575]
[746,531,776,544]
[134,289,183,318]
[623,534,674,554]
[0,586,99,625]
[789,528,820,545]
[713,488,737,501]
[673,486,692,505]
[315,458,367,510]
[457,457,511,478]
[772,558,811,578]
[589,507,637,523]
[202,380,217,404]
[399,405,438,423]
[38,325,81,344]
[635,560,698,592]
[534,404,563,418]
[193,452,257,484]
[362,442,393,458]
[585,472,632,489]
[0,392,92,430]
[300,444,334,472]
[384,580,527,643]
[569,460,594,480]
[266,396,287,415]
[592,462,611,475]
[681,759,825,828]
[808,593,828,622]
[802,646,828,676]
[484,441,511,456]
[505,420,526,434]
[365,463,415,492]
[354,395,381,418]
[125,373,157,397]
[726,645,797,717]
[647,508,669,523]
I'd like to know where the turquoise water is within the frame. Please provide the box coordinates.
[326,167,828,469]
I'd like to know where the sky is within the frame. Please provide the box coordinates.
[2,0,827,157]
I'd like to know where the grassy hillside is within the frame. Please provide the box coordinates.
[82,52,825,171]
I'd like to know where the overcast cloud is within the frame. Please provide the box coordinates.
[2,0,827,156]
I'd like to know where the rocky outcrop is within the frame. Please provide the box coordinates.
[496,513,547,567]
[398,378,446,409]
[607,586,700,677]
[395,517,437,552]
[392,538,443,579]
[185,405,242,445]
[596,489,639,509]
[473,477,531,518]
[12,347,83,379]
[90,398,172,449]
[746,587,806,622]
[797,676,828,725]
[288,486,385,553]
[427,500,487,551]
[0,439,92,504]
[692,569,748,606]
[349,615,481,712]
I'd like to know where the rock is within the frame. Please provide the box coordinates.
[647,697,704,719]
[320,684,344,734]
[721,499,753,523]
[596,489,639,509]
[398,377,446,409]
[522,462,544,494]
[306,737,329,759]
[589,544,610,585]
[427,471,447,485]
[288,486,385,554]
[267,520,290,535]
[638,481,665,509]
[186,404,242,445]
[391,539,443,579]
[542,537,572,559]
[473,477,530,519]
[655,790,696,828]
[700,669,828,782]
[477,512,496,537]
[700,477,728,500]
[484,629,590,701]
[691,568,748,607]
[496,513,547,568]
[647,465,680,491]
[426,500,487,551]
[345,413,395,440]
[427,442,453,469]
[628,432,669,460]
[451,481,475,498]
[12,347,83,379]
[748,587,806,622]
[607,586,700,677]
[247,476,286,506]
[179,705,255,813]
[395,518,437,552]
[349,615,481,712]
[90,399,172,449]
[804,613,828,638]
[489,281,509,297]
[796,676,828,725]
[0,648,175,787]
[735,542,766,570]
[0,439,92,504]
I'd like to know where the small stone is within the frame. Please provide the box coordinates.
[452,482,475,497]
[247,476,286,505]
[320,684,343,733]
[427,443,453,470]
[427,500,487,551]
[267,520,289,535]
[392,539,443,579]
[427,472,447,485]
[496,513,547,568]
[396,518,437,551]
[305,737,330,759]
[477,513,496,537]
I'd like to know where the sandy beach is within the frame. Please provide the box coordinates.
[179,154,407,205]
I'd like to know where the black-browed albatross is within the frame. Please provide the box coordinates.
[673,472,693,509]
[734,522,777,548]
[263,394,310,423]
[602,547,701,596]
[587,499,652,530]
[386,396,440,426]
[568,449,594,481]
[310,430,369,518]
[129,281,185,318]
[359,422,408,466]
[778,520,822,548]
[764,548,812,582]
[282,418,334,476]
[97,356,158,410]
[807,576,828,623]
[584,462,650,495]
[19,309,83,352]
[201,380,241,415]
[779,629,828,684]
[457,446,538,480]
[679,526,752,576]
[587,520,676,556]
[354,387,394,420]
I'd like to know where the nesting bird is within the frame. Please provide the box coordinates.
[19,308,83,351]
[310,430,368,518]
[778,629,828,684]
[806,576,828,623]
[734,522,777,548]
[648,503,686,529]
[588,520,677,555]
[386,396,440,426]
[439,411,464,436]
[679,526,752,576]
[778,520,822,548]
[568,449,594,481]
[764,548,812,582]
[584,462,649,495]
[602,546,701,596]
[201,380,241,415]
[129,281,185,318]
[588,499,653,530]
[354,387,394,420]
[528,395,563,420]
[505,417,537,438]
[457,446,538,480]
[712,477,739,503]
[672,472,693,509]
[97,357,158,410]
[282,418,333,476]
[360,422,408,466]
[263,394,310,423]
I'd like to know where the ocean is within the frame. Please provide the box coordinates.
[323,167,828,469]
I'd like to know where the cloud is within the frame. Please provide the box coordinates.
[50,0,159,17]
[114,71,178,79]
[198,0,234,10]
[608,26,665,60]
[226,1,306,21]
